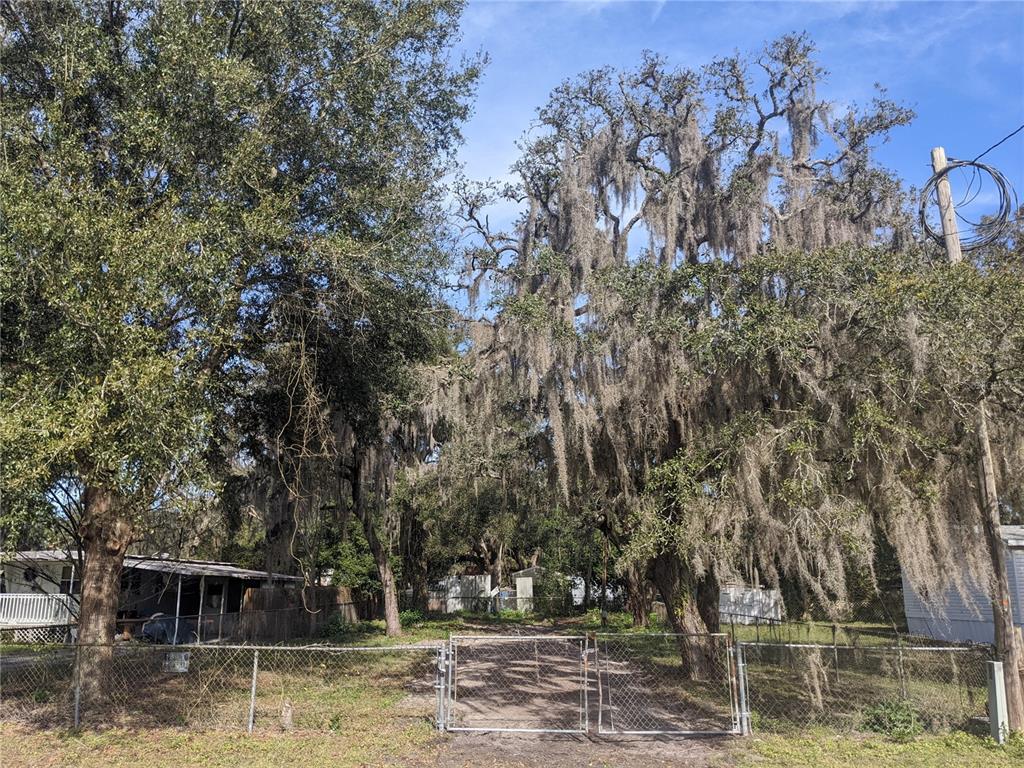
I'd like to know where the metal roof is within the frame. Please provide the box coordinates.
[1002,525,1024,548]
[4,550,302,582]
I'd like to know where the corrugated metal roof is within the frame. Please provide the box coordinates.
[5,550,302,582]
[1002,525,1024,548]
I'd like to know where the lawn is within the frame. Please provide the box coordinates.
[735,731,1024,768]
[4,724,1022,768]
[0,723,441,768]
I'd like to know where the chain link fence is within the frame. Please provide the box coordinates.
[721,612,936,648]
[1,643,444,733]
[595,633,738,735]
[446,635,588,733]
[0,643,76,726]
[740,642,991,734]
[0,633,997,739]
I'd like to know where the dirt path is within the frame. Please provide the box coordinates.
[432,731,735,768]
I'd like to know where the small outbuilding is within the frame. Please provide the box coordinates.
[901,526,1024,644]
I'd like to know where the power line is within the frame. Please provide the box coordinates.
[969,122,1024,164]
[919,158,1017,251]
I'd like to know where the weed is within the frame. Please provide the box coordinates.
[861,699,923,741]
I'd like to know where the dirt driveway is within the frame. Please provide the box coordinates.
[432,730,734,768]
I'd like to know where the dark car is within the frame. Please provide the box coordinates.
[139,613,195,644]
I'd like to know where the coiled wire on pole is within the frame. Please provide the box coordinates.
[918,158,1017,252]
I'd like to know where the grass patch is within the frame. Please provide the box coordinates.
[725,620,917,647]
[317,610,568,645]
[735,731,1024,768]
[0,723,441,768]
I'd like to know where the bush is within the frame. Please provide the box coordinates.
[862,699,923,741]
[534,571,572,618]
[399,609,423,628]
[317,613,378,642]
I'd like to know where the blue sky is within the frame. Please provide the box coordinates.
[452,0,1024,229]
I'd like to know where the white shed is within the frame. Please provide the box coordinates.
[428,574,493,613]
[902,525,1024,644]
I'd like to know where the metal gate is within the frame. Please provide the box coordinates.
[444,635,588,733]
[593,632,741,735]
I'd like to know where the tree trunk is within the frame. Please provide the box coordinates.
[401,515,430,612]
[264,491,298,576]
[624,564,651,627]
[651,553,715,679]
[583,558,593,610]
[495,541,504,588]
[978,405,1024,731]
[696,574,721,633]
[76,485,133,703]
[351,454,401,637]
[361,515,402,636]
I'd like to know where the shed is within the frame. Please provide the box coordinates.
[427,574,494,613]
[512,566,544,613]
[901,525,1024,644]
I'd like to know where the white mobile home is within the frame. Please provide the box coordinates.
[902,526,1024,644]
[1,550,302,643]
[719,584,784,624]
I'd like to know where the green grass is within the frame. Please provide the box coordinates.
[724,620,916,647]
[742,643,990,734]
[734,731,1024,768]
[0,642,62,655]
[317,610,573,645]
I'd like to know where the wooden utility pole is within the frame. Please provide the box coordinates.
[930,146,1023,731]
[930,147,963,263]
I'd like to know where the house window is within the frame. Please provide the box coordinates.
[60,565,80,594]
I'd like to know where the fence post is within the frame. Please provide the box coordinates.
[987,660,1009,744]
[72,642,81,728]
[897,641,908,699]
[435,646,447,731]
[247,649,259,734]
[736,643,751,735]
[449,637,458,728]
[582,636,589,733]
[832,624,840,685]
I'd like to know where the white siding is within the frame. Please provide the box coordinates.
[428,575,493,613]
[902,547,1024,644]
[1,562,65,595]
[719,586,783,624]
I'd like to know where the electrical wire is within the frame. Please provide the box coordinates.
[919,158,1018,251]
[970,122,1024,163]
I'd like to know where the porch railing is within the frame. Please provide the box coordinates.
[0,593,77,626]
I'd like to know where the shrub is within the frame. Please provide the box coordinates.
[399,609,423,628]
[862,699,923,741]
[534,571,572,618]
